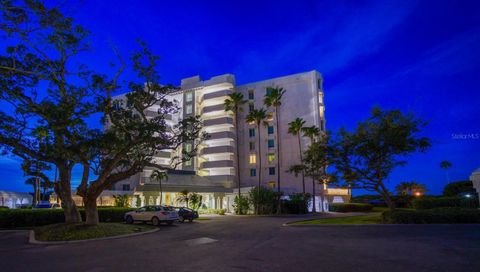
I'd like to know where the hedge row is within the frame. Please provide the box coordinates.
[412,196,478,210]
[0,208,135,228]
[382,207,480,224]
[329,203,373,213]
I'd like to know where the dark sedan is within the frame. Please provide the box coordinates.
[176,207,199,222]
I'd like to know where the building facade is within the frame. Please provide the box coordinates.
[109,71,349,211]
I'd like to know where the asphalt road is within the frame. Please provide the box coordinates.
[1,215,479,272]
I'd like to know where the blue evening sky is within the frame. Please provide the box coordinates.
[1,0,479,195]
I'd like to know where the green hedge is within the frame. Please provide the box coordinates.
[0,208,135,228]
[412,196,478,210]
[382,207,480,224]
[198,208,226,215]
[329,203,373,212]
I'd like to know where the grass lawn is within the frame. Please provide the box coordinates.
[34,223,155,241]
[196,218,211,221]
[292,213,383,225]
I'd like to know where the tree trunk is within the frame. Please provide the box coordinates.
[33,180,38,206]
[298,134,305,194]
[235,109,241,202]
[379,183,395,211]
[312,178,316,213]
[159,180,163,205]
[256,122,262,215]
[57,166,81,223]
[84,196,99,225]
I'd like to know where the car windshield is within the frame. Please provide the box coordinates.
[162,206,174,211]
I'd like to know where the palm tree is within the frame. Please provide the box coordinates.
[264,87,286,194]
[224,92,247,201]
[150,170,168,205]
[302,126,321,142]
[440,160,452,183]
[288,118,306,194]
[176,189,190,207]
[246,108,267,214]
[395,181,427,196]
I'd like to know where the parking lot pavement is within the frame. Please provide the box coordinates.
[1,216,479,272]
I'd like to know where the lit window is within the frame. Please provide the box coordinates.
[268,126,274,134]
[268,139,275,148]
[249,103,254,112]
[250,168,256,177]
[269,167,275,175]
[249,142,255,151]
[186,104,192,114]
[268,181,276,188]
[248,89,254,100]
[185,159,192,166]
[185,143,192,152]
[186,92,193,102]
[249,154,256,164]
[249,128,255,138]
[268,153,275,163]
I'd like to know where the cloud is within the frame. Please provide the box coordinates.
[233,1,416,82]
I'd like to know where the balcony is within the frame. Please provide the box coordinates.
[200,160,234,169]
[203,117,233,127]
[201,104,225,115]
[201,89,232,102]
[206,131,235,141]
[200,145,235,155]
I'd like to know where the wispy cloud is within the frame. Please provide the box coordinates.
[233,1,416,82]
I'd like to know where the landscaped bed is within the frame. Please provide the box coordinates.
[34,223,155,242]
[291,213,383,225]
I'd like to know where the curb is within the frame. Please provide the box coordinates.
[29,227,160,245]
[283,223,480,227]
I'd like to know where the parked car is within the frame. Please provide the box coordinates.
[124,205,179,226]
[175,207,199,222]
[32,202,61,209]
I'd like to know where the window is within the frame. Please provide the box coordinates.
[248,89,254,100]
[268,126,274,134]
[186,92,193,102]
[269,167,275,175]
[268,139,275,148]
[249,103,254,112]
[268,181,276,188]
[249,154,256,164]
[318,78,322,90]
[249,128,255,137]
[186,104,192,114]
[122,184,130,191]
[185,143,192,153]
[266,88,272,96]
[185,159,192,166]
[249,142,255,151]
[267,112,273,121]
[320,119,325,131]
[268,153,275,163]
[250,168,256,177]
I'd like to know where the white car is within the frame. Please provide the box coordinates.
[125,205,179,226]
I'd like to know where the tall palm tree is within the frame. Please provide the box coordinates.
[288,118,306,194]
[264,87,286,194]
[395,181,427,196]
[224,92,247,201]
[302,126,321,142]
[246,108,267,214]
[440,160,452,183]
[150,170,168,205]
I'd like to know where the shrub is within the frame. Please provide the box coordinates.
[392,195,414,208]
[282,193,311,214]
[198,208,226,215]
[249,186,280,214]
[0,207,135,228]
[412,196,479,210]
[0,206,9,209]
[233,195,250,215]
[382,207,480,224]
[329,203,373,213]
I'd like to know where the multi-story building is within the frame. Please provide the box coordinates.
[109,70,349,211]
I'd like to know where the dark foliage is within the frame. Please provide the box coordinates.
[382,207,480,224]
[329,203,373,212]
[412,196,478,210]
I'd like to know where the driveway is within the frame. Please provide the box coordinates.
[0,215,479,272]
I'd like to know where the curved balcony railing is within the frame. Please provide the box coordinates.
[200,160,234,169]
[200,145,235,155]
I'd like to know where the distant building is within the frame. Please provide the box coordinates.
[104,71,349,211]
[0,191,33,208]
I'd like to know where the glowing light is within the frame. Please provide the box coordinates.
[414,192,422,197]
